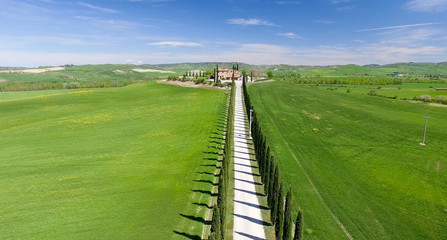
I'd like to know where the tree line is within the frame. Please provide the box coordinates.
[208,77,235,240]
[242,75,304,240]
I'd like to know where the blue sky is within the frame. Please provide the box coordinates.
[1,0,446,67]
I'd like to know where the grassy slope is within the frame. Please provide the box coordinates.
[0,64,173,83]
[0,82,227,239]
[248,81,447,239]
[267,62,447,78]
[314,83,447,100]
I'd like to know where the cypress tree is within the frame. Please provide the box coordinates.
[216,64,219,81]
[293,210,303,240]
[283,189,293,240]
[262,147,270,176]
[211,205,221,240]
[267,160,276,206]
[275,184,284,239]
[209,232,216,240]
[270,166,279,224]
[264,155,271,194]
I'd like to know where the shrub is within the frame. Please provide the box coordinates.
[347,88,352,93]
[420,95,432,102]
[367,90,377,96]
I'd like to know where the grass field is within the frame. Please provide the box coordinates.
[247,81,447,239]
[311,83,447,103]
[0,64,173,83]
[0,82,227,239]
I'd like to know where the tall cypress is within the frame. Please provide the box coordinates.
[283,189,293,240]
[293,210,303,240]
[267,161,275,207]
[211,205,221,240]
[264,155,271,194]
[275,184,284,239]
[262,147,270,176]
[270,166,279,224]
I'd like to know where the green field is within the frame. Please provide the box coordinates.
[266,62,447,78]
[0,65,173,82]
[0,82,226,239]
[247,81,447,239]
[311,83,447,102]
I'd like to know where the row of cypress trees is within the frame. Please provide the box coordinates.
[209,77,235,240]
[242,76,303,240]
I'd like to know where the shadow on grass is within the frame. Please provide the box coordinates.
[193,202,213,209]
[207,145,223,150]
[180,214,212,225]
[203,151,219,155]
[173,230,201,240]
[194,179,218,186]
[196,171,220,177]
[209,136,223,141]
[192,189,218,197]
[200,164,219,167]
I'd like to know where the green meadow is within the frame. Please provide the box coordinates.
[312,83,447,102]
[247,81,447,239]
[0,82,226,239]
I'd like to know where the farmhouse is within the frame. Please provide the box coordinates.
[217,68,241,81]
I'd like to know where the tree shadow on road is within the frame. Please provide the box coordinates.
[233,213,272,226]
[234,188,266,197]
[235,169,261,177]
[234,177,262,186]
[234,200,269,210]
[234,231,266,240]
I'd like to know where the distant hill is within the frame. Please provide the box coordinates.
[2,62,447,78]
[143,61,447,78]
[262,62,447,78]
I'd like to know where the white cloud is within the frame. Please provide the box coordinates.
[278,32,302,39]
[357,22,440,32]
[226,18,275,26]
[406,0,447,12]
[148,41,202,47]
[331,0,352,3]
[315,20,335,24]
[78,2,120,13]
[276,1,301,5]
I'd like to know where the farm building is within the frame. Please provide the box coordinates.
[217,68,241,80]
